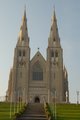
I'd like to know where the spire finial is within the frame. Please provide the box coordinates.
[53,6,56,21]
[38,47,40,51]
[53,5,55,12]
[24,4,26,18]
[24,5,26,12]
[22,4,27,23]
[51,6,57,26]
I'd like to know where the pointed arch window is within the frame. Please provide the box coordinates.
[22,37,24,41]
[23,50,25,56]
[32,62,43,80]
[53,38,56,45]
[20,71,22,78]
[55,51,58,57]
[53,38,56,42]
[51,51,54,57]
[51,26,53,31]
[19,50,21,56]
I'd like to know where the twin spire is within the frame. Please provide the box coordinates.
[17,7,60,48]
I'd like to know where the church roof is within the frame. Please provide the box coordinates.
[31,51,46,65]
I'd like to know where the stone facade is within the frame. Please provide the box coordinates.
[7,9,69,103]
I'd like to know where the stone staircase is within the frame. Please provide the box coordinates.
[16,103,48,120]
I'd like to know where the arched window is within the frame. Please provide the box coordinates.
[51,51,54,57]
[53,38,56,42]
[32,62,43,80]
[53,38,56,45]
[19,50,21,56]
[23,50,25,56]
[55,51,58,57]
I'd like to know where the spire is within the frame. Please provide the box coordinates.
[48,9,60,47]
[17,6,29,47]
[51,7,57,26]
[50,9,58,38]
[22,5,26,22]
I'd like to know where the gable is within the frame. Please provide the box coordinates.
[30,51,46,84]
[30,51,46,67]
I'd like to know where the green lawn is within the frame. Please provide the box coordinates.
[1,102,80,120]
[0,102,13,120]
[50,103,80,120]
[0,102,22,120]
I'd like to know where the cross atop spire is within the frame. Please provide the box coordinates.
[24,5,26,18]
[38,47,40,51]
[22,5,27,22]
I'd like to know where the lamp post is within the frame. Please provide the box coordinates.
[54,90,56,120]
[77,91,79,104]
[14,91,16,114]
[48,88,50,103]
[10,93,12,118]
[17,91,19,113]
[5,95,8,102]
[66,91,68,103]
[51,55,57,120]
[51,88,56,120]
[19,96,21,111]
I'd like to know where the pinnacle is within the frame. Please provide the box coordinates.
[51,9,57,26]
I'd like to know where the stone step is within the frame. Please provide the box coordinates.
[17,117,47,120]
[20,114,47,117]
[16,116,47,120]
[16,103,48,120]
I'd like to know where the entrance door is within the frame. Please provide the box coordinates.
[34,96,40,103]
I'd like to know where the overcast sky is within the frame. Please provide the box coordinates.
[0,0,80,103]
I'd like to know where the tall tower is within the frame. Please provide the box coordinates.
[11,9,30,103]
[47,10,64,103]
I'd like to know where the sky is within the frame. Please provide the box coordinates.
[0,0,80,103]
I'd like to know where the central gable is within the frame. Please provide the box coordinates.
[30,51,46,82]
[31,51,46,66]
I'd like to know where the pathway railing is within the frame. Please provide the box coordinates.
[43,96,57,120]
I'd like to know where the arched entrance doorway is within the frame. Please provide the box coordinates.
[34,96,40,103]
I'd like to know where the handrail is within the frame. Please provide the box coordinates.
[43,100,53,120]
[13,102,28,120]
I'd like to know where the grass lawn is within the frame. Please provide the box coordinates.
[0,102,13,120]
[50,103,80,120]
[0,102,21,120]
[1,102,80,120]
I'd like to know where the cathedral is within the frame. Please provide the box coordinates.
[7,9,69,103]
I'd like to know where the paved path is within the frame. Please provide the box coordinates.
[16,103,48,120]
